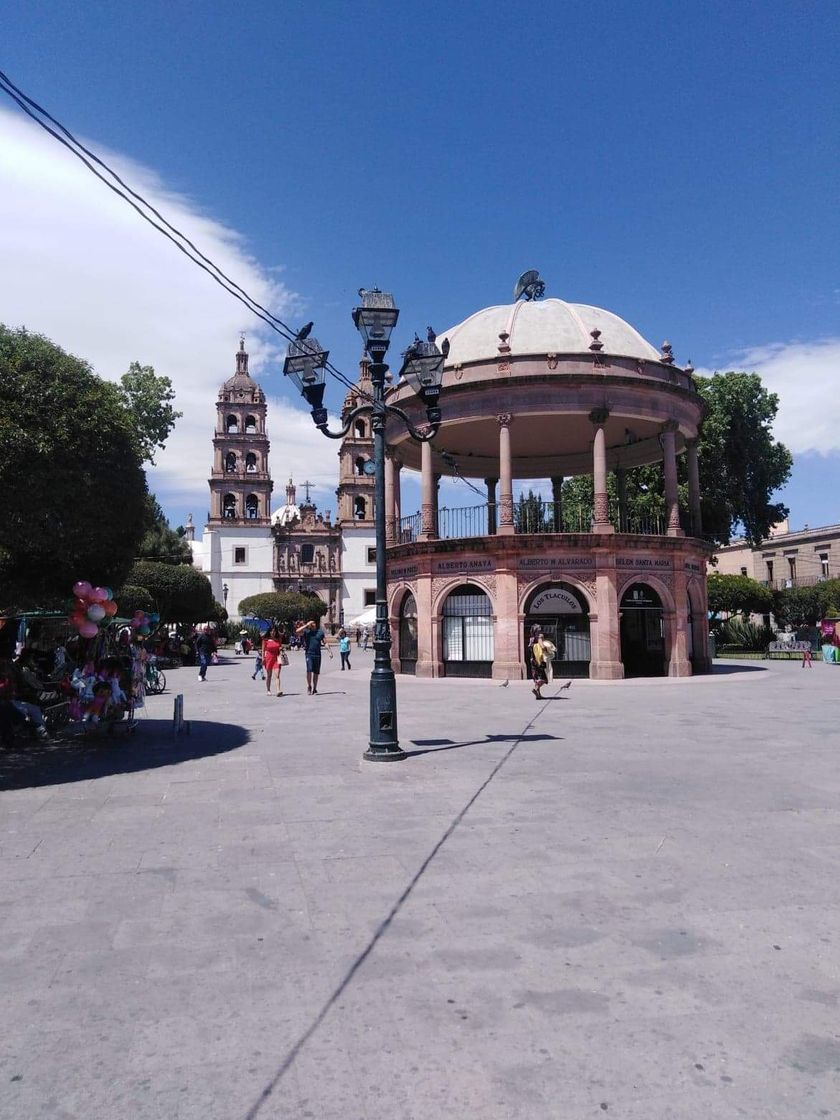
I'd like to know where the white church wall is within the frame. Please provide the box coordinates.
[340,526,377,625]
[201,525,275,620]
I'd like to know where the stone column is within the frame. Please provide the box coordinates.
[419,439,437,540]
[662,421,683,536]
[551,476,564,531]
[686,439,702,536]
[485,477,498,535]
[615,466,628,532]
[590,552,624,678]
[589,409,613,533]
[497,414,515,536]
[384,452,396,546]
[668,570,693,676]
[393,458,402,539]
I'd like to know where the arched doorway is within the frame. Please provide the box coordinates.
[399,592,418,675]
[523,582,591,679]
[442,584,493,678]
[620,583,665,677]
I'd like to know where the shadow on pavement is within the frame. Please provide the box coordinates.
[0,719,250,791]
[405,732,561,758]
[711,662,769,674]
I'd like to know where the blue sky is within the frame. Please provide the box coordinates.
[2,0,838,530]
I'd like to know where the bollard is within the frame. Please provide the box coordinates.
[173,693,186,735]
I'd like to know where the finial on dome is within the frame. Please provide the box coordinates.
[589,329,604,352]
[660,340,674,364]
[236,335,249,375]
[684,359,695,374]
[513,269,546,302]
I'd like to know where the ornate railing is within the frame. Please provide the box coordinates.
[396,502,683,541]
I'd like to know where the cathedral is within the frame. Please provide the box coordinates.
[188,338,376,628]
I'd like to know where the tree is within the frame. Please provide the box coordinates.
[238,591,326,627]
[707,573,773,618]
[696,372,792,545]
[123,561,219,623]
[558,372,791,546]
[118,362,182,465]
[0,326,148,612]
[114,584,156,618]
[514,489,552,533]
[773,579,840,628]
[136,496,194,564]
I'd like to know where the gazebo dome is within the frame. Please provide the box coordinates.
[440,298,661,367]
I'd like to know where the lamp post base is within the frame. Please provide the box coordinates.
[364,744,407,762]
[366,670,405,761]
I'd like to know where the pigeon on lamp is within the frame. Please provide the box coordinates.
[295,321,314,341]
[427,326,437,343]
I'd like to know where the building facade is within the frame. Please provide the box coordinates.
[382,288,712,679]
[272,479,343,628]
[714,519,840,589]
[335,360,377,625]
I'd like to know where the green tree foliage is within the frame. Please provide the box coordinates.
[124,561,219,623]
[0,326,148,612]
[773,579,840,628]
[514,489,552,532]
[707,572,773,618]
[136,496,193,564]
[557,373,791,546]
[238,591,326,627]
[118,362,182,465]
[114,584,156,618]
[695,372,791,545]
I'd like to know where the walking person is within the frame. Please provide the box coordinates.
[196,628,213,683]
[338,628,351,671]
[261,626,284,697]
[529,624,548,700]
[540,632,557,683]
[251,647,266,680]
[295,619,331,695]
[355,627,361,647]
[362,626,370,651]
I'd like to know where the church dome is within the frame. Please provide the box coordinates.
[440,298,661,367]
[271,503,301,528]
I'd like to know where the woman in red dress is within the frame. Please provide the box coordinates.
[261,626,284,697]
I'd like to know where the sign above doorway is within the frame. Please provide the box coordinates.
[529,587,584,614]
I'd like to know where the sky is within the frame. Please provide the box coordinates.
[1,0,838,531]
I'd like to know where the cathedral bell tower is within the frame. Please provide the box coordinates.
[208,338,273,526]
[335,356,375,526]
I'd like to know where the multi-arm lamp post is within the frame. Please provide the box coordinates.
[284,288,446,761]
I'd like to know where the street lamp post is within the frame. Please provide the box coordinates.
[222,582,229,610]
[284,288,446,761]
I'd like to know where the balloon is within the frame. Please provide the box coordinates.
[103,588,113,600]
[86,603,106,622]
[71,612,87,629]
[134,610,145,619]
[129,619,140,629]
[90,586,109,603]
[73,598,88,612]
[104,601,118,616]
[72,581,92,599]
[79,621,98,639]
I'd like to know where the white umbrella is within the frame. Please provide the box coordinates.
[346,606,377,629]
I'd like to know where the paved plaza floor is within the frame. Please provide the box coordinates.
[1,652,839,1119]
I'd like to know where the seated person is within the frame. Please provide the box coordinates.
[0,659,49,741]
[14,649,60,705]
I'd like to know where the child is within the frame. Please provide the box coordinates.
[338,628,351,671]
[252,649,266,680]
[802,645,813,668]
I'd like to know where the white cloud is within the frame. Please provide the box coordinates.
[694,337,840,455]
[0,106,340,521]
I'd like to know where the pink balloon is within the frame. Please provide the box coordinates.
[134,610,145,619]
[72,581,92,600]
[90,587,109,603]
[79,621,98,639]
[129,619,140,629]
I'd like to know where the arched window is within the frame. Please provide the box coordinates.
[245,452,257,473]
[226,414,238,433]
[355,419,366,438]
[355,456,366,477]
[222,494,237,519]
[442,585,494,677]
[225,451,237,473]
[245,494,259,520]
[354,496,367,520]
[300,543,314,565]
[245,414,257,434]
[399,591,418,674]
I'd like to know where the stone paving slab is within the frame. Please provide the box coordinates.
[1,652,839,1119]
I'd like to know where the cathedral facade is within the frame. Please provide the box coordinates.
[189,339,376,627]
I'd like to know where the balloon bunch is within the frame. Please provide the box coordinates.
[130,609,160,636]
[69,581,118,639]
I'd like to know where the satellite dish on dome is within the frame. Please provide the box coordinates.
[513,270,546,302]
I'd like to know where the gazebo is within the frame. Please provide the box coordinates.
[382,282,712,680]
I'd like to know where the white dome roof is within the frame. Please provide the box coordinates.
[440,298,661,366]
[271,504,301,527]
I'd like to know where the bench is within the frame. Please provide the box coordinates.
[766,641,812,659]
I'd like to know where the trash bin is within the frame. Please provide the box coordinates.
[708,633,716,659]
